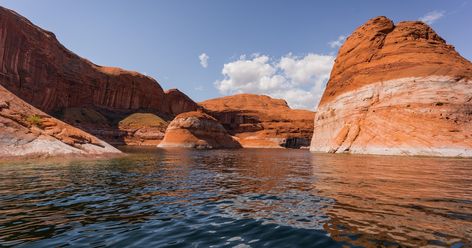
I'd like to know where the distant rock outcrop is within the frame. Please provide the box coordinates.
[0,6,198,145]
[158,111,241,149]
[200,94,315,148]
[118,113,168,146]
[0,85,121,158]
[310,16,472,157]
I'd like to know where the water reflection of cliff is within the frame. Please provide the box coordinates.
[311,153,472,247]
[1,148,471,247]
[155,148,472,246]
[180,149,335,230]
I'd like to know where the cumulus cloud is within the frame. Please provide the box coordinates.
[419,10,445,25]
[199,53,209,68]
[279,53,334,85]
[328,35,346,48]
[215,53,335,110]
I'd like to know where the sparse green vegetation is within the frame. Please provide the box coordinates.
[119,113,168,128]
[26,114,42,127]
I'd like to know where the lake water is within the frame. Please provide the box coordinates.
[1,148,471,247]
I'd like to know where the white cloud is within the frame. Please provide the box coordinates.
[419,10,445,25]
[215,53,335,110]
[199,53,209,68]
[328,35,346,48]
[279,53,333,85]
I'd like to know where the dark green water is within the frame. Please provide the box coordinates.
[0,148,471,247]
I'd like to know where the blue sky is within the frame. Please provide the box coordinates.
[2,0,471,109]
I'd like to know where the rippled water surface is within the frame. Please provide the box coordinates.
[1,148,471,247]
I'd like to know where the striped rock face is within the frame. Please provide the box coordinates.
[0,7,198,116]
[0,6,198,145]
[310,16,472,157]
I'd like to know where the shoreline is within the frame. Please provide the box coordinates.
[0,152,127,165]
[3,146,472,164]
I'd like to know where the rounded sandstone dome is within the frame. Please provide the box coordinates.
[320,16,472,106]
[158,111,241,149]
[311,16,472,157]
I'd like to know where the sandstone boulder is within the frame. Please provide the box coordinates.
[158,111,241,149]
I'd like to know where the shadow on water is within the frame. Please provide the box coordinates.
[0,147,471,247]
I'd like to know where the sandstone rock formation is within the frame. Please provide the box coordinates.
[158,111,241,149]
[0,85,121,158]
[118,113,168,146]
[311,16,472,157]
[0,6,198,144]
[60,109,169,146]
[200,94,315,148]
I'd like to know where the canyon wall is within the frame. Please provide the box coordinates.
[0,6,198,145]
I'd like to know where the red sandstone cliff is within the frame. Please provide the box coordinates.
[0,6,198,145]
[311,16,472,157]
[200,94,315,148]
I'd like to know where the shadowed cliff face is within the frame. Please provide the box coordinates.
[0,6,161,113]
[0,6,198,145]
[311,16,472,157]
[201,94,315,148]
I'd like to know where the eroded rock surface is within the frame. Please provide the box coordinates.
[311,16,472,157]
[0,85,121,158]
[158,111,241,149]
[200,94,315,148]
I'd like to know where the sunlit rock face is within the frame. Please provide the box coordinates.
[200,94,315,148]
[0,85,121,158]
[0,6,198,144]
[158,111,241,149]
[310,16,472,157]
